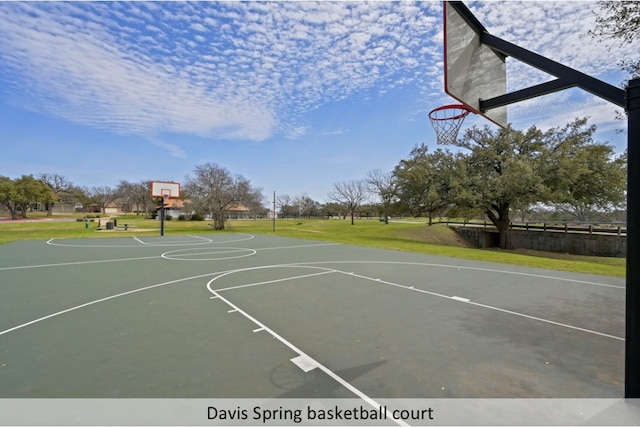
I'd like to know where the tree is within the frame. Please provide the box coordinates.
[366,169,398,224]
[588,1,640,78]
[293,193,319,218]
[0,175,55,219]
[393,145,465,225]
[183,163,262,230]
[70,186,92,213]
[449,125,547,249]
[117,180,153,216]
[39,173,72,216]
[328,179,368,225]
[438,118,624,249]
[90,186,117,214]
[276,194,296,218]
[320,202,347,219]
[0,176,19,219]
[540,119,627,220]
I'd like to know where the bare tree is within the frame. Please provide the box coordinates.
[117,180,153,216]
[328,179,369,225]
[90,186,117,214]
[366,169,398,224]
[184,163,262,230]
[39,173,73,216]
[293,193,318,218]
[276,194,295,218]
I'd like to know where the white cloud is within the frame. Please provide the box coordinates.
[147,137,188,159]
[322,128,349,136]
[0,1,443,142]
[0,1,636,146]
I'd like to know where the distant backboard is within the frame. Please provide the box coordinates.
[150,181,180,199]
[444,1,507,127]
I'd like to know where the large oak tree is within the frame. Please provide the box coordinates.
[454,124,547,249]
[429,118,625,249]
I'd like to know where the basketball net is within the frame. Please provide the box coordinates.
[161,190,171,207]
[429,104,472,145]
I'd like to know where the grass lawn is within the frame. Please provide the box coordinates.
[0,213,625,277]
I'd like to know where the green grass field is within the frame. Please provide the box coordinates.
[0,213,625,277]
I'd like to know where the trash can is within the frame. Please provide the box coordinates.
[106,222,114,230]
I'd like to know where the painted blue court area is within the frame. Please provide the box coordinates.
[0,233,625,400]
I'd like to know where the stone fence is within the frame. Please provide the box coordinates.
[453,226,626,257]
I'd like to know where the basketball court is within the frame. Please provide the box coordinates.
[0,231,632,423]
[1,1,640,424]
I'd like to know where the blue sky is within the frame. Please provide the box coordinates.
[0,1,637,203]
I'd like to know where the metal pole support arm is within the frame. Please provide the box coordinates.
[480,32,625,108]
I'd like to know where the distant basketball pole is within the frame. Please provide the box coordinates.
[150,181,180,239]
[159,198,166,237]
[443,1,638,397]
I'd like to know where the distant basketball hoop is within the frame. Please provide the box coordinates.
[428,104,472,145]
[161,189,172,204]
[150,181,181,237]
[151,181,180,199]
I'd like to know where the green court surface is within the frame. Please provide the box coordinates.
[0,233,626,400]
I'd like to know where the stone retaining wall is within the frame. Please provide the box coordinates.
[453,227,626,257]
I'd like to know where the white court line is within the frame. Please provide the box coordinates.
[206,283,407,426]
[215,270,336,293]
[134,237,213,246]
[161,247,257,261]
[46,238,145,249]
[281,260,624,290]
[0,255,161,271]
[466,299,625,341]
[47,235,215,248]
[188,234,215,242]
[210,263,624,341]
[257,242,340,251]
[0,241,334,271]
[0,270,232,337]
[290,355,319,372]
[341,269,625,342]
[169,248,253,257]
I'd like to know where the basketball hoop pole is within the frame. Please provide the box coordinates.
[626,78,640,398]
[160,197,166,237]
[444,1,638,397]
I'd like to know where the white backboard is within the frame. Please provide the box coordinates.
[150,181,181,198]
[444,1,507,127]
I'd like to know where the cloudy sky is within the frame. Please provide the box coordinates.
[0,1,637,203]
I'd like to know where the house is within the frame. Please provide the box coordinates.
[162,198,188,218]
[50,202,80,214]
[157,200,251,220]
[226,203,250,219]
